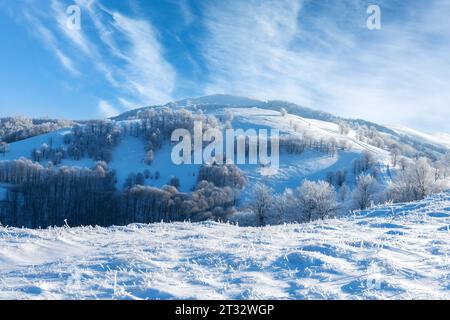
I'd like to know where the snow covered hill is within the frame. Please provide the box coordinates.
[389,124,450,150]
[221,106,390,195]
[0,97,391,195]
[0,94,449,228]
[0,193,449,300]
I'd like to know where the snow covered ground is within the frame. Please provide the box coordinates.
[228,107,391,162]
[0,194,449,300]
[0,129,71,161]
[238,150,361,199]
[109,136,200,192]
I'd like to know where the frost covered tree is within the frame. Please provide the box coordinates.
[145,149,154,165]
[272,188,300,224]
[280,134,342,156]
[0,159,117,228]
[352,151,376,175]
[225,110,234,121]
[65,121,121,163]
[207,115,219,128]
[391,148,401,167]
[326,169,347,187]
[387,157,445,202]
[197,164,246,189]
[298,180,338,221]
[192,181,238,220]
[250,183,274,226]
[338,121,350,135]
[339,183,350,203]
[352,174,378,210]
[436,152,450,179]
[0,117,71,143]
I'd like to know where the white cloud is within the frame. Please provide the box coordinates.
[11,0,450,132]
[97,100,118,118]
[22,9,80,76]
[18,0,176,109]
[177,0,195,26]
[54,50,80,76]
[50,0,93,56]
[200,0,450,132]
[73,1,176,106]
[118,97,137,110]
[201,0,312,104]
[107,11,176,104]
[50,0,121,88]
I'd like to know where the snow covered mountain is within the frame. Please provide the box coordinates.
[1,95,449,300]
[0,94,449,228]
[1,95,447,192]
[1,193,449,299]
[389,124,450,150]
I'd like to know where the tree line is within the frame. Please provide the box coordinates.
[0,117,72,143]
[245,155,448,226]
[0,159,245,228]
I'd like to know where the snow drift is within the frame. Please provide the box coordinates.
[0,193,449,300]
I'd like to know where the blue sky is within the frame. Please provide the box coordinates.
[0,0,449,132]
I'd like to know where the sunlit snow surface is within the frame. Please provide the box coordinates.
[109,136,200,192]
[0,194,449,300]
[0,106,403,197]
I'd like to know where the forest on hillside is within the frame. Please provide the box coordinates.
[0,107,449,228]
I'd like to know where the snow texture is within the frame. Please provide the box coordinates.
[0,194,449,300]
[109,136,199,192]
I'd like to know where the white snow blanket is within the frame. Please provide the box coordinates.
[0,194,449,300]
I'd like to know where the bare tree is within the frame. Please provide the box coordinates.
[145,149,154,165]
[250,183,274,226]
[436,152,450,179]
[352,174,378,210]
[387,157,445,202]
[391,148,401,167]
[298,180,338,221]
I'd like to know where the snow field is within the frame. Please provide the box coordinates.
[0,194,449,300]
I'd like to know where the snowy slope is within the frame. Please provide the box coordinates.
[0,128,100,169]
[223,107,390,196]
[238,151,361,197]
[0,106,389,198]
[389,125,450,150]
[0,129,71,161]
[228,107,390,160]
[431,133,450,149]
[110,136,199,192]
[0,193,449,300]
[1,96,446,201]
